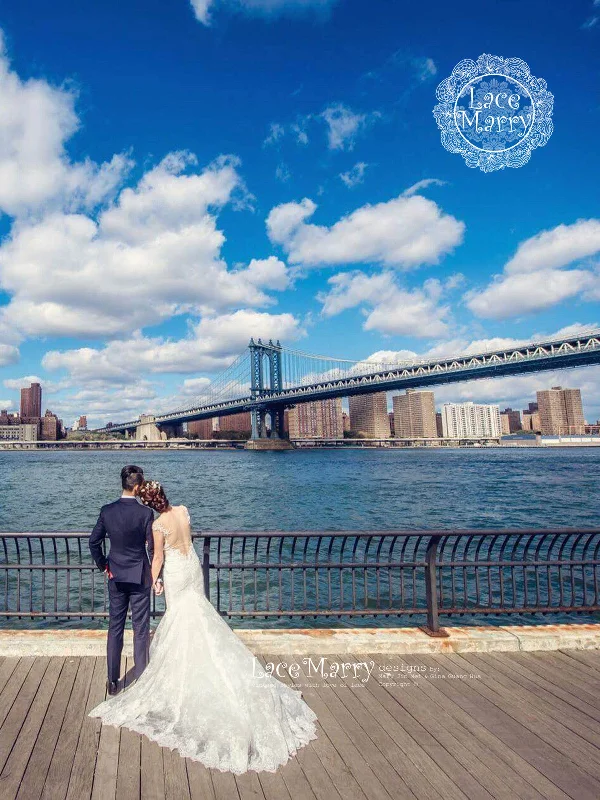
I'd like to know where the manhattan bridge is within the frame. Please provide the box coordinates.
[95,329,600,443]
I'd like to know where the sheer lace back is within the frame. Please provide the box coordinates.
[154,505,192,555]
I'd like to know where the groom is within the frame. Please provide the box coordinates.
[89,465,154,695]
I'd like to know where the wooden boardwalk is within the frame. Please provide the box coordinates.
[0,649,599,799]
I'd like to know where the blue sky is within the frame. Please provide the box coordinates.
[0,0,599,426]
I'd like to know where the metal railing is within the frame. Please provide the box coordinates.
[1,530,599,634]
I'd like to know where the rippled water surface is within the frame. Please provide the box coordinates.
[1,447,599,532]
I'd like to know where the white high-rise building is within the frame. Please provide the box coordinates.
[441,402,501,438]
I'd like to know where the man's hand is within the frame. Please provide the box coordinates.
[154,578,164,596]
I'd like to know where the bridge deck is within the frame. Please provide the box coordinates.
[0,650,599,800]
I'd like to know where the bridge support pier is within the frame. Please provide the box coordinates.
[245,339,294,451]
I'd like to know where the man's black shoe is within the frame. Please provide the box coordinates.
[107,680,119,696]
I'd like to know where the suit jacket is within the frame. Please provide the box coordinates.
[89,498,155,585]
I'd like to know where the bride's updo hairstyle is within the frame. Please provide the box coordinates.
[138,480,170,514]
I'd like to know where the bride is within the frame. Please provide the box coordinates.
[89,480,318,773]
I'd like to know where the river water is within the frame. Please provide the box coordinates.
[2,448,598,628]
[2,447,600,532]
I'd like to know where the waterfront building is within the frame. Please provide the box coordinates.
[537,387,585,435]
[393,390,436,438]
[435,412,443,437]
[348,393,390,438]
[187,418,217,438]
[217,412,252,435]
[500,414,511,435]
[500,407,522,432]
[72,415,88,431]
[40,410,62,441]
[522,410,541,432]
[20,382,42,419]
[0,410,19,425]
[441,402,501,438]
[0,423,38,442]
[288,398,344,439]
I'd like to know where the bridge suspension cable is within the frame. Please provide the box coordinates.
[170,350,252,415]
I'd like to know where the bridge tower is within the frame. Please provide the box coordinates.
[246,338,293,450]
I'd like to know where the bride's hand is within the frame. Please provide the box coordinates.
[154,579,164,596]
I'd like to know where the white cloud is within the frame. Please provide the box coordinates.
[467,219,600,319]
[190,0,212,24]
[0,343,19,367]
[267,192,465,269]
[0,154,290,338]
[402,178,446,197]
[275,163,291,182]
[320,104,371,151]
[0,33,130,218]
[0,400,12,409]
[412,57,437,82]
[265,104,373,153]
[43,309,304,379]
[190,0,337,26]
[318,271,451,337]
[340,162,368,188]
[505,220,600,275]
[264,122,285,147]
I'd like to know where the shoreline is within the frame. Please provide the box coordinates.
[1,623,599,656]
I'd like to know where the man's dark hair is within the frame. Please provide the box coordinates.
[121,465,144,491]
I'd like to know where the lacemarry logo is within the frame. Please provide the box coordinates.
[253,657,376,682]
[433,54,554,172]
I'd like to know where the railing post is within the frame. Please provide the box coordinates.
[202,535,211,600]
[420,536,449,637]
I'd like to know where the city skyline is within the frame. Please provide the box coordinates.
[0,3,599,426]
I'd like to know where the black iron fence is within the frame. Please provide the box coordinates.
[1,530,599,634]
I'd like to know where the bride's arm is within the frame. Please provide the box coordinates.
[151,523,165,588]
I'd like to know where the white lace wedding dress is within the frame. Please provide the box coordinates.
[89,506,318,773]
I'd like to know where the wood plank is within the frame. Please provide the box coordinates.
[210,770,240,800]
[257,767,292,800]
[558,649,600,672]
[234,770,265,800]
[419,652,600,800]
[326,654,471,800]
[16,657,79,800]
[510,652,600,713]
[380,653,565,800]
[163,746,191,800]
[255,657,323,800]
[185,758,215,800]
[555,650,600,681]
[116,658,141,800]
[439,651,600,773]
[363,653,538,800]
[350,653,496,800]
[293,659,394,800]
[141,736,165,800]
[0,658,36,729]
[0,657,50,773]
[462,652,599,745]
[544,651,600,691]
[257,656,364,800]
[90,656,125,800]
[311,656,419,800]
[0,658,19,696]
[0,658,64,800]
[65,657,106,800]
[41,656,95,800]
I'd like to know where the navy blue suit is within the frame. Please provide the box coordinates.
[90,497,155,681]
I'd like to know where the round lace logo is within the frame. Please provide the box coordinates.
[433,54,554,172]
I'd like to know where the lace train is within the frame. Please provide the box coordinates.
[89,549,318,773]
